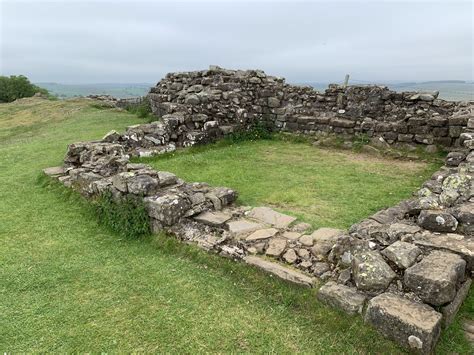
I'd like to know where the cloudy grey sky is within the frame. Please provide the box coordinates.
[1,0,472,84]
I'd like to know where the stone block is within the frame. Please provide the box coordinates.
[227,219,264,238]
[310,228,343,257]
[194,211,232,226]
[441,278,472,328]
[352,250,396,292]
[365,293,442,353]
[317,281,366,315]
[404,251,466,306]
[244,256,314,287]
[246,228,279,241]
[265,238,287,257]
[381,241,421,269]
[417,210,458,233]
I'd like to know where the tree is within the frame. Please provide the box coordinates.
[0,75,50,103]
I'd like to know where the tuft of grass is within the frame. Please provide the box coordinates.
[125,97,153,120]
[94,191,151,239]
[225,121,274,143]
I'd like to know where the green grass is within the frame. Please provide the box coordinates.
[0,98,472,353]
[141,138,440,229]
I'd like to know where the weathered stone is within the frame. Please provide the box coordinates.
[381,241,422,269]
[365,293,442,354]
[246,228,279,241]
[318,281,366,315]
[127,174,160,195]
[292,222,311,233]
[413,232,474,270]
[226,219,264,238]
[145,193,191,226]
[313,262,330,276]
[417,210,458,233]
[446,151,466,167]
[282,231,301,240]
[299,234,314,246]
[247,207,296,228]
[282,248,298,263]
[43,166,64,177]
[194,211,232,226]
[158,171,178,186]
[310,228,343,257]
[404,251,466,306]
[265,238,287,257]
[352,250,396,292]
[244,256,314,287]
[441,278,472,328]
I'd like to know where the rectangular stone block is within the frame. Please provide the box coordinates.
[317,281,366,315]
[365,293,442,354]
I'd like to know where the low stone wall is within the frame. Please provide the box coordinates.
[45,67,474,353]
[148,66,471,149]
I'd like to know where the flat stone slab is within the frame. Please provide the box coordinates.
[404,251,466,306]
[43,166,64,176]
[365,293,442,353]
[441,278,472,328]
[194,211,231,226]
[226,219,264,238]
[246,228,279,241]
[381,241,421,269]
[413,232,474,271]
[317,281,366,315]
[244,256,314,287]
[247,207,296,229]
[282,231,301,240]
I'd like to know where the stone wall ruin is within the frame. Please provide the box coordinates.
[44,67,474,353]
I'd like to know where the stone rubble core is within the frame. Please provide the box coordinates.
[45,66,474,354]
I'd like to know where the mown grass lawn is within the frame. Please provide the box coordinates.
[0,98,472,353]
[143,138,439,229]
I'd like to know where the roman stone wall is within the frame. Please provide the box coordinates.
[148,66,472,149]
[44,67,474,353]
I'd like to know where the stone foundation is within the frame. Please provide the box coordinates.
[44,67,474,353]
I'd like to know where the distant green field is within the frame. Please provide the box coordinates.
[35,82,152,99]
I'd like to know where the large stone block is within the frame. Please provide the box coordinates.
[310,228,343,258]
[247,207,296,228]
[404,251,466,306]
[417,210,458,233]
[381,241,421,269]
[365,293,442,354]
[317,281,366,315]
[352,250,396,292]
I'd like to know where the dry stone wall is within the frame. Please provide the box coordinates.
[43,67,474,354]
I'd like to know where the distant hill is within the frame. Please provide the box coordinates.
[35,82,153,99]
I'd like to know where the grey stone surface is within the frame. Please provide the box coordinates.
[244,256,314,287]
[441,278,472,328]
[404,251,466,306]
[265,238,287,257]
[417,210,458,233]
[365,293,442,354]
[194,211,232,226]
[381,241,422,269]
[282,249,298,264]
[352,250,396,292]
[317,281,366,315]
[226,219,263,238]
[310,228,343,257]
[43,166,64,176]
[247,207,297,228]
[246,228,279,241]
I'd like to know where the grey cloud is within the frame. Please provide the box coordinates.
[1,0,472,83]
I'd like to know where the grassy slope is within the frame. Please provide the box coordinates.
[0,98,471,353]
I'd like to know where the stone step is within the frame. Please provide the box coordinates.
[365,292,442,354]
[193,210,232,226]
[243,255,314,287]
[317,281,366,315]
[247,206,297,229]
[226,219,264,238]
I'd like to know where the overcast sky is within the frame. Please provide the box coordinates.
[1,0,472,84]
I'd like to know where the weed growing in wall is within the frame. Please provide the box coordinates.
[225,121,273,143]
